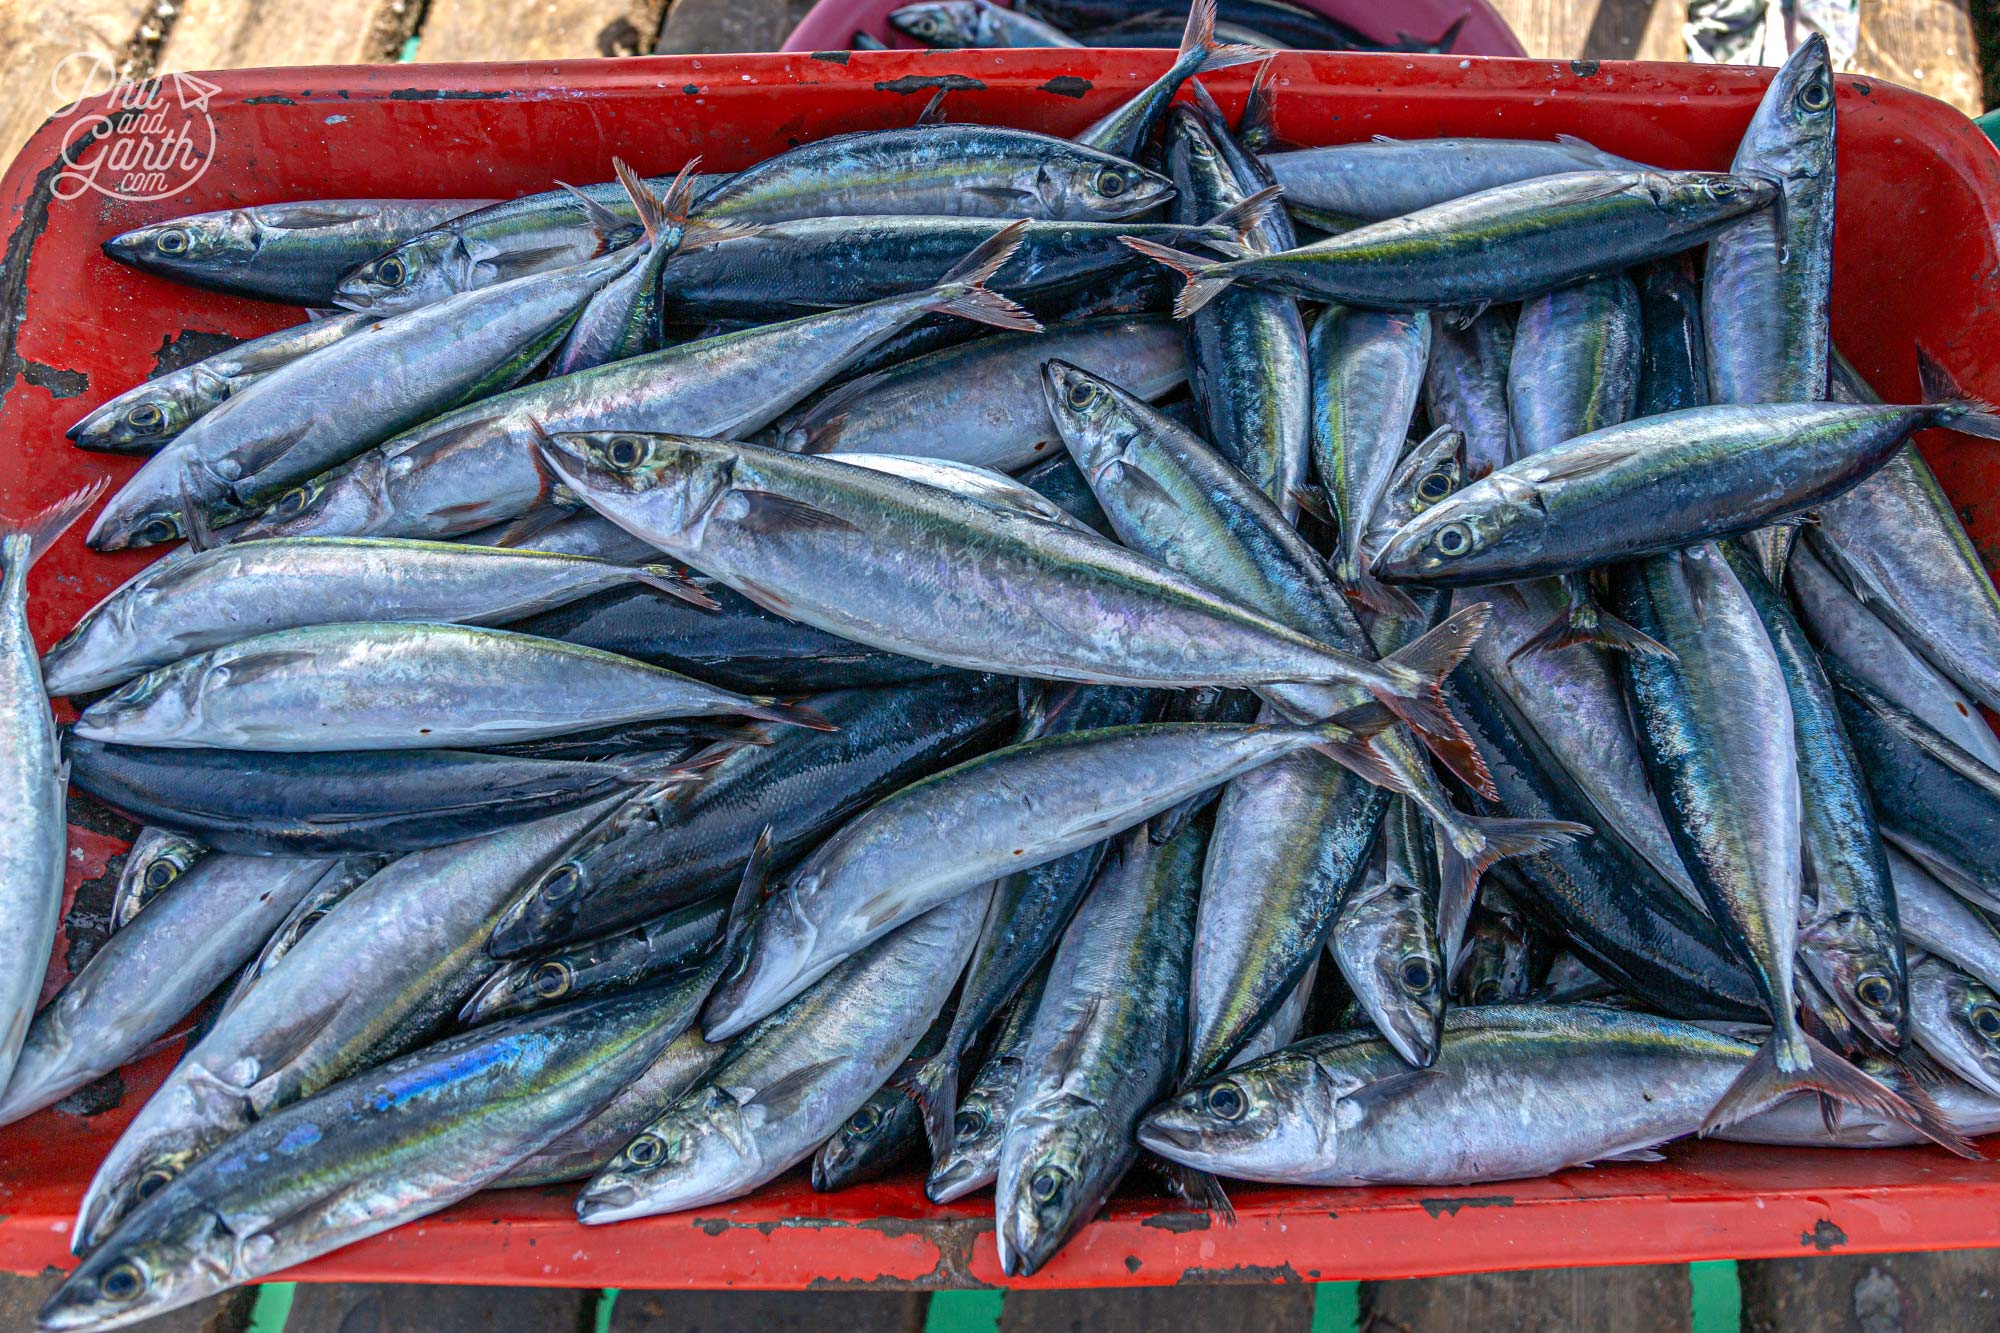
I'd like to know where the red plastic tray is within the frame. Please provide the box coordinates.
[5,50,2000,1291]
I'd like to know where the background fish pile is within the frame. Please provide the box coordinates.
[7,11,2000,1329]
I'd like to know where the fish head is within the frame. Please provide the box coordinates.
[994,1105,1110,1278]
[68,382,203,451]
[1650,170,1780,235]
[926,1093,1005,1202]
[233,461,384,542]
[1039,147,1176,222]
[1932,962,2000,1090]
[74,662,201,746]
[1040,359,1154,483]
[1735,34,1835,187]
[575,1092,752,1223]
[538,430,736,550]
[456,957,554,1026]
[86,454,222,552]
[699,880,820,1042]
[112,831,205,926]
[334,233,459,313]
[811,1092,898,1188]
[103,211,257,282]
[1800,909,1909,1049]
[41,1202,232,1332]
[1137,1051,1340,1181]
[1370,472,1543,585]
[1367,426,1467,559]
[887,1,980,45]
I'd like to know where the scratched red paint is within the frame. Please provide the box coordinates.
[2,48,1999,1289]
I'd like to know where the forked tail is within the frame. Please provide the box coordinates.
[1372,602,1497,799]
[923,220,1044,332]
[2,478,108,588]
[1435,815,1591,974]
[1916,345,2000,440]
[1703,1026,1980,1158]
[1119,235,1240,319]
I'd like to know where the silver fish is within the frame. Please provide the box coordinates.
[925,973,1045,1204]
[1072,0,1264,159]
[1909,956,2000,1098]
[0,855,334,1126]
[70,791,656,1254]
[827,455,1094,531]
[889,0,1081,46]
[1888,848,2000,994]
[1310,305,1431,608]
[575,886,985,1221]
[0,481,105,1094]
[1261,135,1650,222]
[1789,544,2000,772]
[44,538,709,696]
[1423,308,1516,481]
[73,623,826,751]
[68,312,378,454]
[998,824,1201,1276]
[1328,800,1445,1067]
[1704,36,1837,584]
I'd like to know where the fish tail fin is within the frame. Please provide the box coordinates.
[3,478,108,577]
[1118,236,1236,318]
[1308,710,1411,794]
[1154,1157,1237,1221]
[924,220,1043,333]
[1373,602,1496,799]
[611,157,668,244]
[1407,13,1469,52]
[1178,0,1267,74]
[738,697,839,733]
[1916,345,2000,440]
[1199,183,1284,258]
[632,563,721,610]
[1702,1028,1969,1153]
[1236,57,1287,150]
[554,180,637,250]
[906,1054,960,1162]
[1435,815,1591,973]
[1506,589,1675,664]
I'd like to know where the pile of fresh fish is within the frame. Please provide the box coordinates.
[9,21,2000,1329]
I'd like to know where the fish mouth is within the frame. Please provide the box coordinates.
[1134,1111,1207,1159]
[100,231,149,266]
[1102,178,1177,219]
[574,1183,644,1224]
[924,1160,985,1204]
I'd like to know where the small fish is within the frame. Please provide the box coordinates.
[1328,799,1445,1067]
[1071,0,1265,159]
[1126,170,1776,318]
[104,198,498,305]
[812,1013,953,1191]
[459,895,727,1027]
[44,538,710,697]
[73,623,828,752]
[68,313,378,454]
[0,481,106,1093]
[925,973,1045,1204]
[1262,135,1650,223]
[1888,848,2000,994]
[549,161,707,377]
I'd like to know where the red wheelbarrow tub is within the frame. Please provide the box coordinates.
[4,50,2000,1291]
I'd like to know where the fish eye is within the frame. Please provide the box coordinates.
[98,1260,147,1303]
[140,517,178,546]
[375,256,407,288]
[1973,1004,2000,1038]
[530,961,572,999]
[1096,168,1127,198]
[1854,974,1894,1010]
[1709,179,1739,199]
[540,864,581,903]
[1205,1081,1247,1121]
[1416,469,1455,504]
[606,436,645,468]
[134,1166,175,1199]
[1473,979,1503,1004]
[153,229,189,256]
[625,1133,665,1166]
[953,1108,987,1141]
[273,487,311,518]
[1029,1165,1066,1203]
[848,1103,882,1135]
[913,15,936,32]
[1798,79,1831,112]
[126,402,164,431]
[1433,522,1472,557]
[1399,957,1434,993]
[1065,380,1096,409]
[142,859,179,890]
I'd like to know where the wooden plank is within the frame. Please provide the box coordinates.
[285,1281,592,1331]
[417,0,669,64]
[1361,1264,1693,1333]
[0,0,156,174]
[1857,0,1982,115]
[610,1289,928,1332]
[1000,1285,1316,1333]
[1739,1249,2000,1331]
[655,0,821,56]
[1485,0,1685,62]
[156,0,411,74]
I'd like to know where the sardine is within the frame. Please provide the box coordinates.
[1311,305,1431,607]
[1888,848,2000,993]
[1071,0,1264,159]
